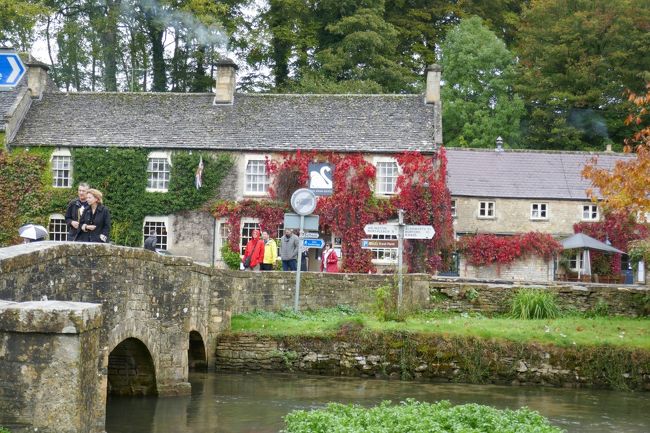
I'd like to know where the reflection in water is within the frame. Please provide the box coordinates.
[106,372,650,433]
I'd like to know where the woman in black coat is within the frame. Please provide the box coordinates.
[75,188,111,243]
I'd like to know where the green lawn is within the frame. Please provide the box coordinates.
[231,308,650,350]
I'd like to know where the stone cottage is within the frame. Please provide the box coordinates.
[3,58,634,277]
[5,60,445,270]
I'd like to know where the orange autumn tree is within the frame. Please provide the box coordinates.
[583,83,650,220]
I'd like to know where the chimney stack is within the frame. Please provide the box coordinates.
[425,64,442,104]
[25,57,50,100]
[213,58,238,105]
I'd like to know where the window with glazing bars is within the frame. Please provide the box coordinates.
[376,161,398,194]
[147,158,171,191]
[52,156,72,187]
[245,160,268,194]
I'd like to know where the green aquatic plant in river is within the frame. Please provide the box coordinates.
[282,399,564,433]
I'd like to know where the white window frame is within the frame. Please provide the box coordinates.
[143,216,171,250]
[215,219,231,260]
[48,213,67,241]
[146,151,172,192]
[582,204,599,221]
[530,203,548,220]
[239,218,260,255]
[369,219,398,264]
[451,199,457,218]
[478,201,495,219]
[569,252,584,272]
[51,148,72,188]
[374,157,400,195]
[243,156,270,196]
[370,233,399,264]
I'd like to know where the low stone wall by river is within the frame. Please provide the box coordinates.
[216,333,650,391]
[229,272,649,317]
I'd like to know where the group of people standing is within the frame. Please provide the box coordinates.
[65,183,112,243]
[242,228,338,273]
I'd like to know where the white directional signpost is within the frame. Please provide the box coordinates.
[364,214,435,312]
[0,50,26,90]
[404,225,436,240]
[290,188,318,312]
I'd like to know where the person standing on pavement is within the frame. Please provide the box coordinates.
[65,183,89,241]
[75,188,111,243]
[242,229,264,271]
[260,231,278,271]
[280,229,299,271]
[320,242,339,273]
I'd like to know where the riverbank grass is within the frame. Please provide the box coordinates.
[282,399,563,433]
[232,308,650,349]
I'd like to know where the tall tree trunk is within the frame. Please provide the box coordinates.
[147,15,166,92]
[94,0,120,91]
[45,17,59,88]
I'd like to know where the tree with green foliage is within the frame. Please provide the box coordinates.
[288,0,416,93]
[0,0,49,50]
[440,16,524,148]
[515,0,650,150]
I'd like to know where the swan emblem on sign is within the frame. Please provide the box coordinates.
[310,165,333,189]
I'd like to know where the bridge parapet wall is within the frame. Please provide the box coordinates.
[0,242,232,395]
[0,300,105,433]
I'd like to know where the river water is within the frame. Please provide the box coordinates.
[106,372,650,433]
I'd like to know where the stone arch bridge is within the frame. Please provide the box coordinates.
[0,242,233,432]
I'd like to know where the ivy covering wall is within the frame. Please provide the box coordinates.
[0,147,233,246]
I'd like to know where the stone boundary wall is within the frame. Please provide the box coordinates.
[0,300,105,433]
[216,333,650,391]
[226,271,649,317]
[459,256,554,282]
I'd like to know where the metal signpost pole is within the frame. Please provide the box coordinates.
[294,214,305,312]
[397,209,404,312]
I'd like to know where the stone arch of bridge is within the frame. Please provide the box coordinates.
[107,337,157,396]
[188,330,208,371]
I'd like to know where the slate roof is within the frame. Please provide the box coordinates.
[561,233,624,253]
[0,76,27,131]
[446,148,633,200]
[10,92,438,153]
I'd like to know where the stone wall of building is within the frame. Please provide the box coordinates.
[215,333,650,391]
[453,196,595,237]
[459,256,554,282]
[0,300,105,433]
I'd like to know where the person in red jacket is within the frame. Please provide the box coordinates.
[242,229,265,271]
[320,242,339,273]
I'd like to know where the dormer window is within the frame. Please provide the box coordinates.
[147,151,172,192]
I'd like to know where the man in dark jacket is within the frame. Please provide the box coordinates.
[144,230,157,251]
[65,183,89,241]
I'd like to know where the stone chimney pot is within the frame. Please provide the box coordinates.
[425,64,442,104]
[213,58,238,105]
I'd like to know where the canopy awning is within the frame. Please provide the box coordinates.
[560,233,624,254]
